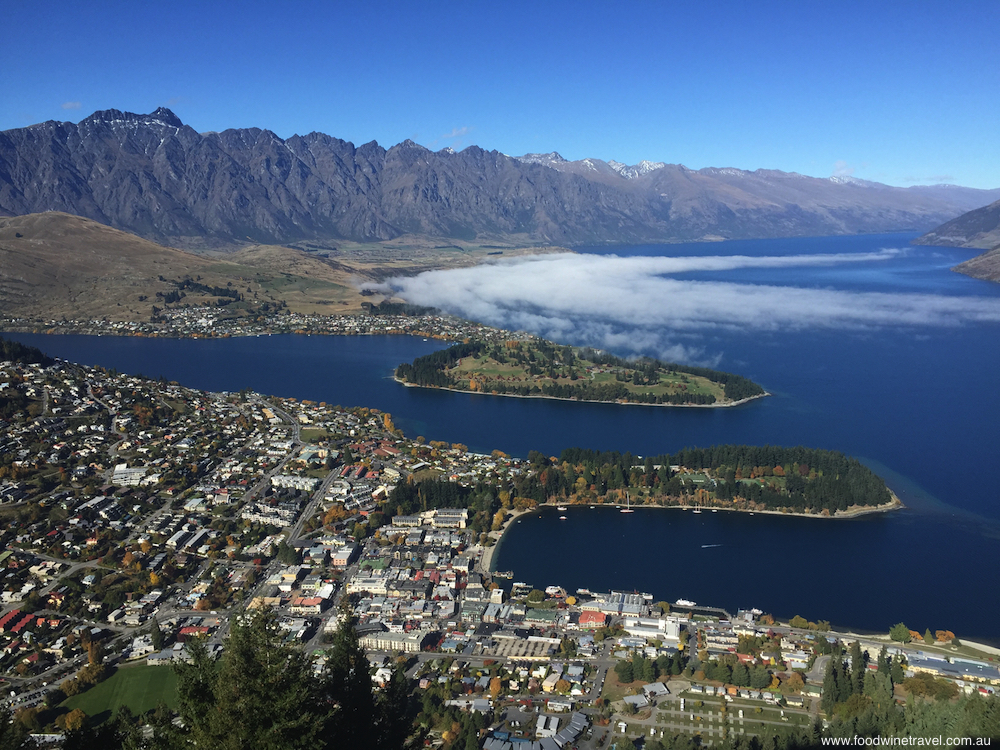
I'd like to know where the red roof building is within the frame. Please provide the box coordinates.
[579,610,607,628]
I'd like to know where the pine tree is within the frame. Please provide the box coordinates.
[836,658,851,703]
[822,657,839,713]
[169,608,327,750]
[322,608,378,750]
[149,618,163,650]
[375,663,418,749]
[850,641,865,696]
[877,646,889,676]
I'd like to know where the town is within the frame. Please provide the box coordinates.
[0,307,536,345]
[1,350,998,747]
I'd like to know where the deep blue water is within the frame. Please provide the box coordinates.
[5,233,1000,641]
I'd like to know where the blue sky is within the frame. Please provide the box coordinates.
[2,0,997,188]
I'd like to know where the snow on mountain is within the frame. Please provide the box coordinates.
[608,160,666,179]
[516,152,567,166]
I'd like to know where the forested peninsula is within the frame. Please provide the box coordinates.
[386,445,898,529]
[395,339,766,406]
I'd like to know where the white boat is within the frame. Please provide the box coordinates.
[557,506,567,511]
[620,493,634,513]
[675,599,697,607]
[559,515,567,520]
[692,509,702,514]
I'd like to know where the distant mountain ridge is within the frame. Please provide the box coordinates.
[2,107,999,249]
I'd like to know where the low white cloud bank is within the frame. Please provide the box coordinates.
[382,251,1000,362]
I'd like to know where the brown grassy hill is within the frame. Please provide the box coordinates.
[952,248,1000,283]
[0,212,369,320]
[914,199,1000,283]
[915,199,1000,251]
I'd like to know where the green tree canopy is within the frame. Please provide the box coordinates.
[889,622,912,643]
[169,608,326,750]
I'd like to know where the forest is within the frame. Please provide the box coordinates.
[525,444,892,514]
[383,443,892,526]
[0,335,54,366]
[395,339,765,405]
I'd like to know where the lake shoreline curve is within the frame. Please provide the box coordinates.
[395,376,770,409]
[479,492,904,575]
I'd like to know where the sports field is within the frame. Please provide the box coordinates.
[62,664,179,723]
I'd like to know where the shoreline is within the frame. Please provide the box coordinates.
[479,507,534,575]
[479,492,904,576]
[547,493,905,520]
[395,376,770,409]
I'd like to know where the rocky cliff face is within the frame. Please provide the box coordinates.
[2,108,998,249]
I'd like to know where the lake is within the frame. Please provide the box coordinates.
[5,232,1000,641]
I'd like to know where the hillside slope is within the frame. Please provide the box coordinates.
[914,199,1000,282]
[0,212,365,320]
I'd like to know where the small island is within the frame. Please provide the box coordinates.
[395,338,766,407]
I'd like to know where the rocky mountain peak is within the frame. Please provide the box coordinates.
[82,107,184,130]
[608,159,666,179]
[516,152,567,165]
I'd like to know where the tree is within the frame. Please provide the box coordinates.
[889,622,912,643]
[890,658,905,685]
[822,657,840,714]
[150,618,164,650]
[614,660,634,683]
[850,641,865,696]
[0,706,30,750]
[749,664,770,690]
[14,707,40,734]
[321,608,378,750]
[373,663,417,750]
[275,541,300,565]
[168,607,327,750]
[783,672,805,694]
[87,640,104,667]
[732,661,750,687]
[64,709,87,731]
[924,628,935,645]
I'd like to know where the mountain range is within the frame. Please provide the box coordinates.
[2,107,999,250]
